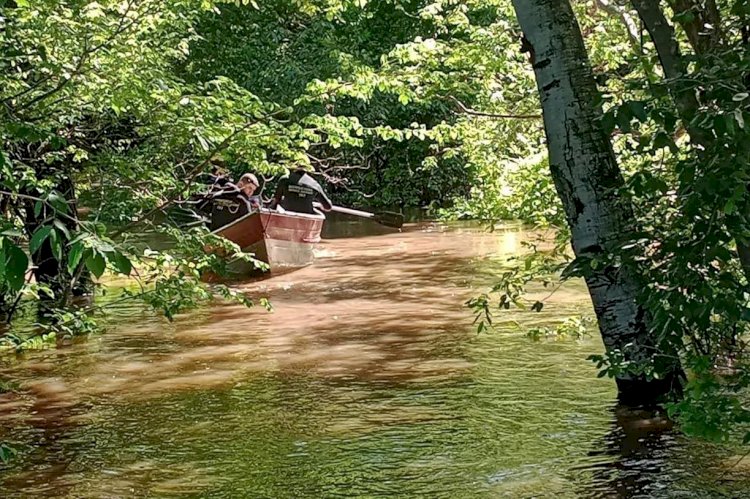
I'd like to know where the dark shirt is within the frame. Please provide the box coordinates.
[208,185,261,230]
[216,183,262,208]
[273,171,332,214]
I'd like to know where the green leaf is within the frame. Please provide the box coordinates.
[723,198,736,214]
[85,251,106,278]
[0,443,16,464]
[29,226,52,254]
[601,111,616,134]
[673,9,695,23]
[49,229,63,262]
[67,243,84,274]
[654,131,678,152]
[724,114,736,136]
[47,191,69,214]
[52,219,71,240]
[5,243,28,291]
[111,251,132,276]
[91,239,115,253]
[616,104,633,132]
[628,101,648,122]
[713,114,726,135]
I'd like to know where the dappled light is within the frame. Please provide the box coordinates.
[2,0,750,496]
[2,222,748,497]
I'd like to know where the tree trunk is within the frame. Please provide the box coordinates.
[667,0,723,53]
[23,172,91,311]
[630,0,750,283]
[510,0,684,405]
[630,0,707,139]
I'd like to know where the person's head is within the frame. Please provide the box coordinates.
[237,173,260,196]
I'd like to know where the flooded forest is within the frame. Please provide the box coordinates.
[2,1,750,497]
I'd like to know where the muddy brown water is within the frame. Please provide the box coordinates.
[0,217,748,498]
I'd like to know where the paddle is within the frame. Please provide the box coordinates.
[315,203,404,229]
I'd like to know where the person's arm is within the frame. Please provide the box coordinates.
[314,188,333,212]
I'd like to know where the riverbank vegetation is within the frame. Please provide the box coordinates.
[2,0,750,449]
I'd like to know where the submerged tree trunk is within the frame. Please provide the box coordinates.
[510,0,684,405]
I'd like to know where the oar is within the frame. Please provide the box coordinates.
[316,203,404,229]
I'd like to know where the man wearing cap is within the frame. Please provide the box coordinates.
[271,167,332,214]
[235,173,262,210]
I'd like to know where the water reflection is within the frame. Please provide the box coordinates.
[0,220,748,497]
[581,406,676,498]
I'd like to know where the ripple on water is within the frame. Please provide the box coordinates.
[1,221,749,498]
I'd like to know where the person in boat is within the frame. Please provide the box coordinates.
[177,167,232,222]
[207,172,263,230]
[234,172,263,210]
[270,167,332,214]
[212,172,263,208]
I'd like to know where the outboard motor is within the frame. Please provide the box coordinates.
[209,191,252,231]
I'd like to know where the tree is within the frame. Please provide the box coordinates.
[0,0,309,334]
[631,0,750,278]
[616,0,750,440]
[181,0,543,210]
[509,0,683,404]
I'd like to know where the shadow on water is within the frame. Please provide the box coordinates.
[1,219,749,497]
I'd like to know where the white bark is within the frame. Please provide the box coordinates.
[595,0,640,46]
[511,0,681,402]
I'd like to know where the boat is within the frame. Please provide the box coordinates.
[209,196,325,274]
[192,186,401,277]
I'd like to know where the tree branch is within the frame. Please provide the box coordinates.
[667,0,723,54]
[594,0,641,46]
[109,109,284,238]
[448,96,541,119]
[6,0,142,113]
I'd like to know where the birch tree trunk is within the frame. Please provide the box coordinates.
[510,0,684,404]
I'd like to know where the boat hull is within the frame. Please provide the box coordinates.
[212,208,325,274]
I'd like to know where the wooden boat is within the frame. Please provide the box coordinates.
[210,197,325,274]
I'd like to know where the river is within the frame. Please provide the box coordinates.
[0,218,748,498]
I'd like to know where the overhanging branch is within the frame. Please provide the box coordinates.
[448,96,541,120]
[595,0,641,46]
